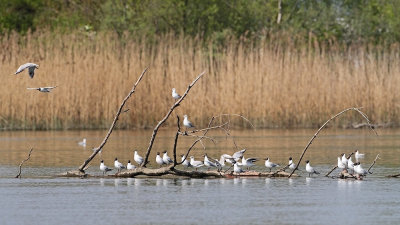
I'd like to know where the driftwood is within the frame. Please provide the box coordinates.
[324,152,354,177]
[142,71,205,167]
[15,148,33,178]
[288,107,377,178]
[387,173,400,178]
[349,122,392,129]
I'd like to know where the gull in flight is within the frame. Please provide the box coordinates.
[127,160,136,170]
[78,138,86,147]
[27,86,57,93]
[100,160,112,176]
[172,88,182,100]
[156,152,166,167]
[162,151,173,165]
[305,160,320,177]
[134,150,144,165]
[232,149,246,161]
[114,158,126,172]
[221,154,236,164]
[264,157,280,172]
[190,156,204,171]
[14,63,39,78]
[183,115,195,129]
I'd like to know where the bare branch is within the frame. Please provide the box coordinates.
[77,68,148,172]
[141,71,206,167]
[15,148,33,178]
[367,154,380,174]
[288,107,377,178]
[172,115,181,167]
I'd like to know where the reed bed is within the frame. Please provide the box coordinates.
[0,31,399,130]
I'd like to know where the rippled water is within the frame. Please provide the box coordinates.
[1,129,400,224]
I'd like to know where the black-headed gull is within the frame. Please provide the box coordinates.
[189,156,204,171]
[232,149,246,161]
[305,160,320,177]
[288,157,300,171]
[183,115,195,128]
[127,160,136,170]
[233,162,244,175]
[78,138,86,147]
[240,156,257,170]
[14,63,39,78]
[348,157,355,172]
[354,162,368,176]
[162,151,173,165]
[265,157,280,172]
[172,88,182,100]
[156,152,166,167]
[27,86,57,93]
[134,150,144,165]
[338,156,346,170]
[180,154,191,168]
[114,158,126,172]
[341,153,348,168]
[204,154,217,170]
[355,150,365,161]
[100,160,112,175]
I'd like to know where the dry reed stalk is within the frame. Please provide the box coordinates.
[0,31,400,129]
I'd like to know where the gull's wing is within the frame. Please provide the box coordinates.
[28,66,36,78]
[27,88,39,90]
[246,158,258,163]
[43,86,57,89]
[15,63,36,74]
[232,149,246,159]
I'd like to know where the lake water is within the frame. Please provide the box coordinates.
[0,129,400,224]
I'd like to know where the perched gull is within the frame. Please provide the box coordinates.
[288,157,300,171]
[180,154,191,168]
[338,157,346,170]
[341,153,348,168]
[190,156,204,171]
[172,88,182,100]
[78,138,86,147]
[156,152,166,167]
[114,158,126,172]
[183,115,195,129]
[354,162,368,176]
[134,150,144,165]
[265,157,280,172]
[217,155,226,167]
[27,86,57,93]
[233,162,244,175]
[232,149,246,161]
[348,157,355,172]
[305,160,320,177]
[14,63,39,78]
[127,160,136,170]
[100,160,112,176]
[204,154,217,171]
[162,151,173,165]
[355,150,365,161]
[240,156,257,170]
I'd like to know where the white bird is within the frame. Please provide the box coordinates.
[190,156,204,171]
[265,157,280,172]
[240,156,257,170]
[134,150,144,165]
[114,158,126,172]
[127,160,136,170]
[217,155,226,167]
[338,157,346,170]
[348,157,355,172]
[100,160,112,175]
[204,154,217,170]
[288,157,299,171]
[354,162,368,176]
[172,88,182,100]
[222,154,236,164]
[183,115,195,128]
[156,152,166,167]
[162,151,173,165]
[180,154,191,168]
[232,149,246,161]
[78,138,86,147]
[14,63,39,78]
[305,160,320,177]
[27,86,57,93]
[341,153,348,168]
[355,150,365,161]
[233,162,244,174]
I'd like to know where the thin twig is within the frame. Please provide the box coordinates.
[142,71,206,167]
[367,154,380,174]
[288,107,377,178]
[15,148,33,178]
[77,68,148,172]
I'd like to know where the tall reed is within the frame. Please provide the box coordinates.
[0,31,399,130]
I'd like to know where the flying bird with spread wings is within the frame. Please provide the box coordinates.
[27,86,57,93]
[14,63,39,78]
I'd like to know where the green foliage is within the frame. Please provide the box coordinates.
[1,0,400,45]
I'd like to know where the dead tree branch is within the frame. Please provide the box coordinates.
[367,154,380,174]
[76,68,148,172]
[387,173,400,178]
[325,152,354,177]
[288,107,377,178]
[15,148,33,178]
[172,115,181,167]
[141,71,206,167]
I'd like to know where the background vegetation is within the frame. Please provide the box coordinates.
[0,0,399,129]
